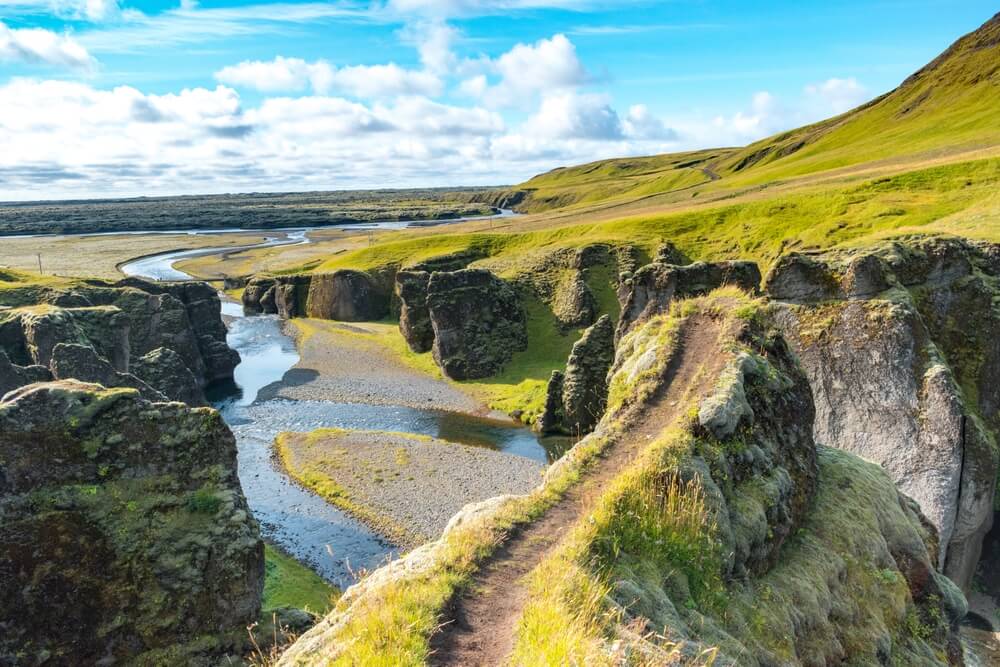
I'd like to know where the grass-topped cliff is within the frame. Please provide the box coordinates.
[278,289,966,666]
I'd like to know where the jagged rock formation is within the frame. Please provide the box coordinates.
[0,350,50,396]
[427,269,527,380]
[539,314,615,435]
[537,369,565,434]
[0,381,264,665]
[617,259,762,339]
[243,271,389,322]
[0,278,237,405]
[395,270,434,353]
[764,237,1000,591]
[49,342,167,402]
[131,347,205,406]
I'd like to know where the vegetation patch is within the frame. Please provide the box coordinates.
[263,544,338,615]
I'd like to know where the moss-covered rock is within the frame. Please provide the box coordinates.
[395,270,434,353]
[0,278,238,405]
[765,236,1000,591]
[0,380,264,665]
[617,259,762,339]
[427,269,528,380]
[538,315,615,436]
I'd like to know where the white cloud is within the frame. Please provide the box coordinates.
[623,104,677,141]
[521,91,621,140]
[215,56,442,99]
[468,33,589,108]
[0,78,520,198]
[804,77,868,114]
[0,21,96,70]
[0,0,120,21]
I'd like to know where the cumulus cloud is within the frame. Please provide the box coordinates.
[0,78,517,198]
[215,56,442,98]
[804,77,868,114]
[0,21,96,70]
[623,104,677,141]
[472,33,589,107]
[521,91,621,140]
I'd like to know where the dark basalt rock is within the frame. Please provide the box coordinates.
[396,270,434,353]
[0,381,264,665]
[537,370,565,434]
[618,260,762,339]
[243,275,278,314]
[427,269,527,380]
[0,350,50,398]
[244,271,390,322]
[132,347,206,406]
[562,315,615,434]
[49,342,166,402]
[0,279,238,406]
[307,270,389,322]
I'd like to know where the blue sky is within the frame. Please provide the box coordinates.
[0,0,995,199]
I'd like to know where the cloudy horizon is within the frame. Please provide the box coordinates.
[0,0,994,201]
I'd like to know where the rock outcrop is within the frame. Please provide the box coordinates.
[537,370,565,434]
[764,237,1000,591]
[306,271,389,321]
[0,278,238,405]
[131,347,206,406]
[49,342,167,402]
[0,381,264,665]
[395,270,434,353]
[539,315,615,435]
[617,259,762,339]
[427,269,527,380]
[242,271,389,322]
[0,350,50,397]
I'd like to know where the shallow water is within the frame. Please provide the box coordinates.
[124,232,562,587]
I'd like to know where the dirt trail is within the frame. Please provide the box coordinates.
[429,316,728,667]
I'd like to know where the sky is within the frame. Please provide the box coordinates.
[0,1,995,200]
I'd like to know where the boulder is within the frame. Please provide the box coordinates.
[427,269,527,380]
[306,270,389,322]
[766,238,1000,590]
[131,347,206,406]
[0,381,264,664]
[396,270,434,353]
[618,260,762,339]
[49,343,166,402]
[561,315,615,434]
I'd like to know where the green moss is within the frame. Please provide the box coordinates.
[263,544,338,615]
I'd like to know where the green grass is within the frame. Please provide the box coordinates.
[263,544,338,615]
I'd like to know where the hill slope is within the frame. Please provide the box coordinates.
[513,11,1000,214]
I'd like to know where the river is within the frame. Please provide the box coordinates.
[118,216,554,589]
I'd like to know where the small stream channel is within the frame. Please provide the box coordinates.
[117,215,556,588]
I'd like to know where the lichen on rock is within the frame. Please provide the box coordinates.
[426,268,528,380]
[0,380,264,665]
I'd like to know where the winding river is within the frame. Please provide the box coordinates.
[118,215,555,589]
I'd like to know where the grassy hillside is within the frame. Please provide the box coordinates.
[511,12,1000,215]
[717,11,1000,183]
